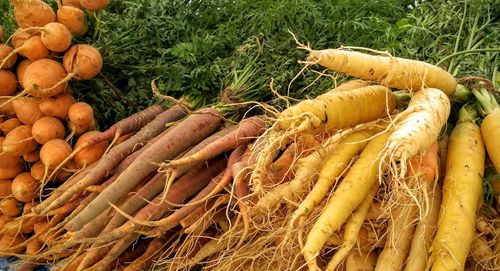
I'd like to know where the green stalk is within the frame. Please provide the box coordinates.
[458,103,478,124]
[436,48,500,67]
[471,86,499,116]
[448,0,467,72]
[393,91,411,108]
[451,84,472,104]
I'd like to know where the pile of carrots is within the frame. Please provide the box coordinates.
[0,0,113,268]
[1,1,500,271]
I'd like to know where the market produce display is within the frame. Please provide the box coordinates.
[1,0,500,271]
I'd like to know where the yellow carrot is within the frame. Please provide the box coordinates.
[303,130,390,271]
[382,88,450,178]
[287,130,374,232]
[325,184,379,271]
[278,85,395,132]
[307,48,456,95]
[430,105,485,271]
[403,185,442,271]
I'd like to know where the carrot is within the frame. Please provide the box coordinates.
[87,232,137,271]
[254,129,366,214]
[139,171,227,236]
[62,0,82,8]
[11,29,38,49]
[40,139,72,183]
[46,197,82,216]
[64,171,157,271]
[325,184,379,271]
[57,5,88,36]
[277,85,395,133]
[0,137,21,168]
[32,116,65,144]
[430,105,485,270]
[328,79,369,92]
[267,142,298,184]
[65,108,221,231]
[12,0,56,28]
[62,253,93,271]
[0,26,2,42]
[67,119,95,139]
[0,216,13,232]
[23,148,39,163]
[288,131,374,231]
[39,93,75,120]
[80,0,110,11]
[54,105,164,175]
[231,146,252,241]
[305,47,456,95]
[37,105,186,214]
[180,202,212,229]
[63,44,103,80]
[123,237,166,271]
[166,116,264,168]
[68,102,94,127]
[0,100,15,119]
[29,214,65,244]
[16,59,32,88]
[174,144,246,207]
[21,58,68,98]
[375,202,417,271]
[0,44,17,69]
[0,180,13,198]
[0,164,24,179]
[376,142,439,271]
[73,131,108,168]
[0,233,24,255]
[0,198,22,216]
[57,176,119,249]
[472,86,500,175]
[99,157,227,244]
[3,125,37,155]
[5,36,50,64]
[0,118,22,134]
[469,234,498,270]
[303,131,390,271]
[163,125,236,185]
[0,70,17,96]
[32,163,97,213]
[404,185,442,271]
[97,172,170,240]
[109,237,151,270]
[25,237,43,255]
[21,22,72,52]
[12,97,45,125]
[381,88,450,177]
[114,133,134,146]
[345,249,378,271]
[30,161,46,181]
[11,172,39,202]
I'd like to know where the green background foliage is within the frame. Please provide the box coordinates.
[1,0,499,127]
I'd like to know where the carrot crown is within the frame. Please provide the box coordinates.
[393,90,411,108]
[458,104,479,123]
[471,85,499,116]
[451,84,472,104]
